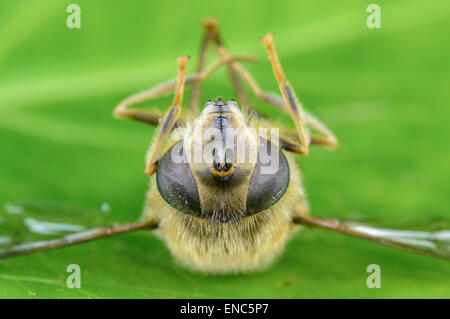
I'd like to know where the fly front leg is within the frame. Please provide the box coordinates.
[219,36,337,150]
[260,33,310,156]
[144,56,190,176]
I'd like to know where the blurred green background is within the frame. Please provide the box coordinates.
[0,0,449,298]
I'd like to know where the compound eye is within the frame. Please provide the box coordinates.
[156,141,202,216]
[246,138,290,215]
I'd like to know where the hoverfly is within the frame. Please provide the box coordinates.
[1,19,449,273]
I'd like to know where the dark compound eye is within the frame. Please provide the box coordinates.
[156,141,202,217]
[157,139,289,219]
[245,138,289,215]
